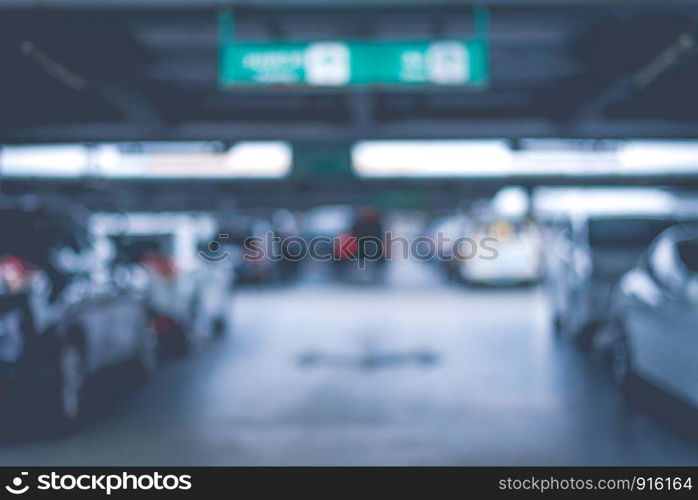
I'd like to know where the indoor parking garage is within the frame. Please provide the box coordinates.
[0,0,697,469]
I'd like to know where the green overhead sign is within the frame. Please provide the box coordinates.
[218,11,489,88]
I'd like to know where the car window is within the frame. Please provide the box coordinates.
[675,239,698,274]
[588,218,674,247]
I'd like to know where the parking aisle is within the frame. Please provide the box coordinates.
[0,261,696,465]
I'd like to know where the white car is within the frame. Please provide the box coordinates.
[93,213,234,354]
[612,224,698,408]
[543,213,676,345]
[459,218,542,285]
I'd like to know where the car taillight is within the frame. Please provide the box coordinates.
[333,233,358,260]
[142,253,178,280]
[0,255,36,293]
[152,315,177,336]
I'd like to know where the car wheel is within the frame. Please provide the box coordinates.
[212,316,226,338]
[574,323,596,351]
[171,322,193,356]
[132,317,158,382]
[46,340,85,432]
[59,342,84,420]
[174,299,201,356]
[612,329,638,392]
[551,311,563,337]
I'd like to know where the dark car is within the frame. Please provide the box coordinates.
[544,213,676,346]
[611,224,698,408]
[222,216,280,284]
[0,201,156,432]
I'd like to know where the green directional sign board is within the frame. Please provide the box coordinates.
[218,12,489,88]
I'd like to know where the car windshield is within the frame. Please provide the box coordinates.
[588,218,674,247]
[111,234,174,262]
[676,238,698,273]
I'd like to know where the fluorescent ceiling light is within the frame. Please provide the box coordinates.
[618,141,698,172]
[353,139,698,177]
[534,188,677,217]
[0,144,89,177]
[224,141,292,177]
[352,140,512,177]
[100,141,292,178]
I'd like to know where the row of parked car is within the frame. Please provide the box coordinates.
[424,187,698,412]
[0,198,236,433]
[538,188,698,410]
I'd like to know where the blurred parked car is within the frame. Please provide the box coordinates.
[0,201,156,431]
[423,215,470,280]
[610,224,698,408]
[272,209,305,282]
[302,205,354,260]
[545,213,676,346]
[95,213,233,354]
[221,216,280,284]
[458,216,542,286]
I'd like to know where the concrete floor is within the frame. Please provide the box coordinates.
[0,260,696,465]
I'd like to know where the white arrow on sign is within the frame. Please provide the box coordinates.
[426,42,469,84]
[304,42,351,86]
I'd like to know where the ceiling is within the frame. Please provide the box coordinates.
[3,1,698,143]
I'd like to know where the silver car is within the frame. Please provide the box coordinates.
[611,224,698,408]
[544,214,676,347]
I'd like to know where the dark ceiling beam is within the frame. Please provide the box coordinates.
[6,1,698,8]
[6,117,698,144]
[5,4,698,143]
[347,91,374,138]
[4,175,698,212]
